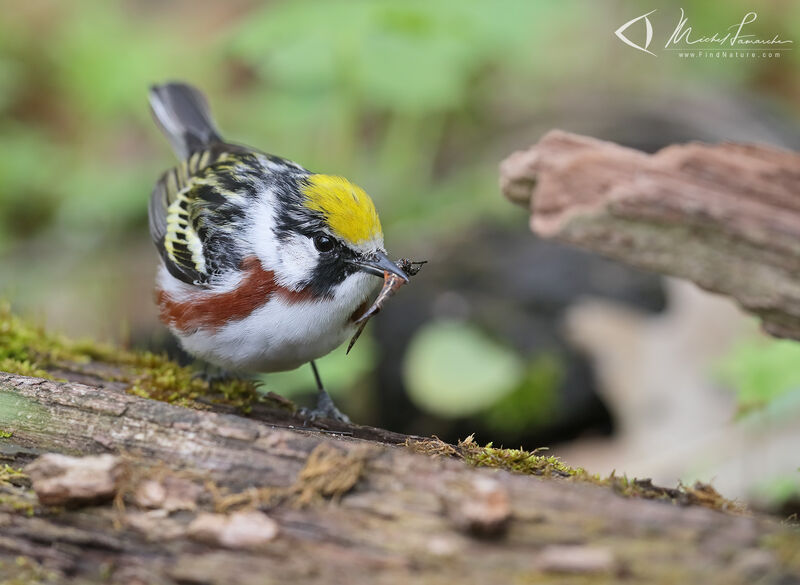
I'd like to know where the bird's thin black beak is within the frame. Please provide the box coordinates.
[353,251,409,282]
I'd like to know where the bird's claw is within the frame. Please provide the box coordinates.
[299,391,351,424]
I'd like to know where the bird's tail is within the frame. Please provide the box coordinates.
[149,82,222,159]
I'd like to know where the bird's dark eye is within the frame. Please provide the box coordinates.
[313,234,335,253]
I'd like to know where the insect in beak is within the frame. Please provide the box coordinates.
[352,251,409,282]
[346,257,426,354]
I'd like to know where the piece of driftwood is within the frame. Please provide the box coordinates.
[1,372,798,584]
[500,130,800,340]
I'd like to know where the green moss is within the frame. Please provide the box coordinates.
[124,353,271,411]
[407,435,587,477]
[0,464,27,486]
[484,354,563,433]
[0,301,276,412]
[0,556,59,585]
[214,378,264,414]
[408,436,746,514]
[0,359,51,380]
[594,475,747,513]
[458,435,583,477]
[0,466,34,516]
[0,494,36,517]
[124,351,210,408]
[0,301,84,381]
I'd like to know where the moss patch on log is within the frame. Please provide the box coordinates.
[0,556,60,585]
[0,301,277,413]
[459,435,583,477]
[408,435,747,514]
[0,465,27,487]
[0,491,37,517]
[0,302,87,380]
[407,435,586,477]
[0,302,749,518]
[0,465,36,517]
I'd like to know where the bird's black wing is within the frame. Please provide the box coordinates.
[149,146,265,285]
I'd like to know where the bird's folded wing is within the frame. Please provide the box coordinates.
[149,146,256,286]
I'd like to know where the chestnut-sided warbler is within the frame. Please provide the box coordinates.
[148,82,408,421]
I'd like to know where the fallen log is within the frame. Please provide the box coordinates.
[1,372,798,584]
[500,130,800,340]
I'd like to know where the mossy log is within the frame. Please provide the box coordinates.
[500,131,800,340]
[1,371,799,584]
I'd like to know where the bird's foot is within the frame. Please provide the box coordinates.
[299,390,351,424]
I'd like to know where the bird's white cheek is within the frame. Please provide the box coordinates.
[273,233,319,289]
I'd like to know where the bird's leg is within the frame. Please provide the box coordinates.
[299,361,351,423]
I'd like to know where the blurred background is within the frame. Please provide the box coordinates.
[1,0,799,513]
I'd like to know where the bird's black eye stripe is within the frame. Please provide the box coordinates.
[313,233,335,253]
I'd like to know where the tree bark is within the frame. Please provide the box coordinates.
[1,372,798,584]
[500,130,800,340]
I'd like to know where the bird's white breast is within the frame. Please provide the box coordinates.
[174,270,377,373]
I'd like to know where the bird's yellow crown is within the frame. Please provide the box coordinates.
[302,174,383,245]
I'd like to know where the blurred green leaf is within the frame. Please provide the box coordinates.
[51,0,207,120]
[0,125,65,238]
[484,353,563,433]
[750,473,800,507]
[230,0,543,114]
[716,336,800,411]
[403,320,524,417]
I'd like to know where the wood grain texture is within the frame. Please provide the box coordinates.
[500,130,800,340]
[1,372,798,584]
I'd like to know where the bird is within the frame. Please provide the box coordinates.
[147,81,408,422]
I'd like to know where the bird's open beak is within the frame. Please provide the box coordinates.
[352,251,409,282]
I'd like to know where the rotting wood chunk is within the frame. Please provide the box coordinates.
[449,476,512,538]
[133,475,203,512]
[537,545,616,574]
[187,510,279,549]
[25,453,125,506]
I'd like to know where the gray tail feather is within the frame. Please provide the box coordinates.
[149,82,222,159]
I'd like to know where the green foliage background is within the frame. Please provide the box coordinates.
[1,0,796,254]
